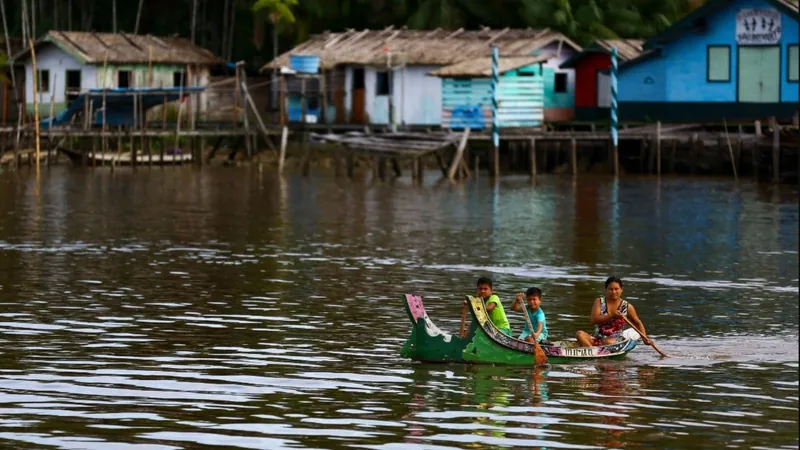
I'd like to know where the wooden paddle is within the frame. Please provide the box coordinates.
[519,300,548,366]
[622,315,670,358]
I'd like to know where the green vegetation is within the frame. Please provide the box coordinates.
[0,0,709,68]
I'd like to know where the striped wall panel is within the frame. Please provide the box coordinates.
[441,74,544,129]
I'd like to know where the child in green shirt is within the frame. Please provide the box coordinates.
[476,276,511,336]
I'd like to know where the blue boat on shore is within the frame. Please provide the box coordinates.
[40,86,205,129]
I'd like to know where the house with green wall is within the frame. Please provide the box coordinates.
[429,55,549,129]
[12,31,222,117]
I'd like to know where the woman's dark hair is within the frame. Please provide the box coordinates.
[605,276,623,288]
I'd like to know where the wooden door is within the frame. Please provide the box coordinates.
[596,71,610,107]
[738,47,780,103]
[350,67,366,123]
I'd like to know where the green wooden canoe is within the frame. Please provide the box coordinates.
[400,294,639,365]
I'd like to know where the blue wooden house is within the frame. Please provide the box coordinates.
[429,55,549,129]
[615,0,799,121]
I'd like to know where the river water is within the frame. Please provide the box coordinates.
[0,167,797,450]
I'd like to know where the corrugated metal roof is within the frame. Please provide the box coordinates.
[429,54,551,77]
[12,31,222,65]
[261,27,581,72]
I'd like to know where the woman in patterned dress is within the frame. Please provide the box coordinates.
[576,276,652,347]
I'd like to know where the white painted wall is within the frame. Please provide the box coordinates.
[540,41,578,92]
[25,45,97,106]
[597,72,611,107]
[24,44,211,113]
[394,65,441,126]
[342,64,441,125]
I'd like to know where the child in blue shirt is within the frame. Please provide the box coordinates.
[511,287,548,343]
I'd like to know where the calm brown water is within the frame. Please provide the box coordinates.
[0,166,797,450]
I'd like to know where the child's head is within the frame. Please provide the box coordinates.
[476,276,493,299]
[525,287,543,311]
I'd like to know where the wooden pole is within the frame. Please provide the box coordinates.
[2,79,8,126]
[656,121,662,176]
[30,38,41,173]
[754,120,762,177]
[723,118,738,180]
[529,138,537,178]
[241,64,253,158]
[278,125,288,173]
[82,92,89,130]
[447,128,470,182]
[770,116,780,184]
[174,73,185,160]
[570,138,577,176]
[279,74,286,126]
[233,63,240,128]
[102,52,108,160]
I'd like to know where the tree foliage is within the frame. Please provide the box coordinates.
[0,0,707,67]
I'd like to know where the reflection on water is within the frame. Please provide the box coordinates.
[0,167,797,449]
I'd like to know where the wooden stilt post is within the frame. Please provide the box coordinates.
[30,39,41,173]
[770,116,780,183]
[723,118,737,180]
[278,125,288,173]
[753,120,762,177]
[656,121,662,176]
[529,138,537,178]
[736,124,743,172]
[610,46,619,177]
[570,138,577,176]
[490,45,500,179]
[447,128,470,182]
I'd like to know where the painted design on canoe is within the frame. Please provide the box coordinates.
[405,294,427,324]
[400,294,475,363]
[465,295,638,362]
[400,294,638,365]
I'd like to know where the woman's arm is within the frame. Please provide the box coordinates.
[589,298,616,325]
[627,304,652,345]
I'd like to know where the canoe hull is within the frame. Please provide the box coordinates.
[399,294,474,363]
[463,294,638,364]
[401,294,638,365]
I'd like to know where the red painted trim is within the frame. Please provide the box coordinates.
[573,53,611,108]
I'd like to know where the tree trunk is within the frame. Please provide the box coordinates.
[221,0,230,59]
[30,0,35,38]
[272,23,278,110]
[227,0,237,61]
[200,0,207,46]
[191,0,198,43]
[135,0,144,34]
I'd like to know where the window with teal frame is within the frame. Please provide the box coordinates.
[788,45,799,82]
[707,45,730,82]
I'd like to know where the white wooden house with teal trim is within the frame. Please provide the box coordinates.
[263,28,581,127]
[614,0,799,121]
[429,55,548,130]
[12,31,222,117]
